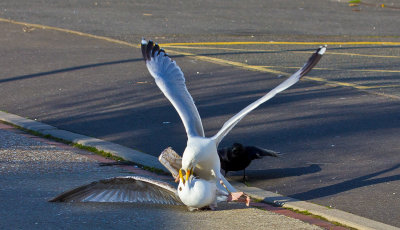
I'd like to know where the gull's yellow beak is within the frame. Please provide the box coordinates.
[185,167,194,182]
[179,169,185,185]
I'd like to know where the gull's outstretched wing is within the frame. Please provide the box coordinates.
[49,176,182,205]
[212,46,326,146]
[141,39,204,138]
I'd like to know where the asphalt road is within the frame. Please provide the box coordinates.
[0,0,400,227]
[1,0,400,37]
[0,125,321,230]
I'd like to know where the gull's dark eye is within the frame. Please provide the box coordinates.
[179,187,182,191]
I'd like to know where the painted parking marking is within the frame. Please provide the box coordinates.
[160,41,400,46]
[166,49,400,92]
[163,45,400,59]
[257,66,400,74]
[1,17,399,99]
[0,18,137,48]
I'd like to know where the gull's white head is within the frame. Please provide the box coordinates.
[177,169,217,210]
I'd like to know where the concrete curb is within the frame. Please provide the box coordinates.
[230,181,399,230]
[1,110,398,230]
[0,111,163,170]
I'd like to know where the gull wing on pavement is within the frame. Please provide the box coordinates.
[49,176,182,205]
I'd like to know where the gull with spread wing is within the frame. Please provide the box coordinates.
[49,174,230,211]
[141,39,326,200]
[50,149,237,211]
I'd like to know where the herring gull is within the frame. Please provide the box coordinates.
[141,39,326,198]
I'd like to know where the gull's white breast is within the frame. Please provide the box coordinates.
[182,137,220,180]
[178,178,217,208]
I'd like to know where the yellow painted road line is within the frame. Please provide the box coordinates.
[166,48,400,91]
[0,18,139,48]
[295,51,400,59]
[304,76,400,90]
[328,51,400,59]
[165,49,288,76]
[162,45,278,52]
[342,69,400,73]
[164,45,400,59]
[161,41,400,46]
[1,17,399,99]
[2,17,400,49]
[361,85,400,89]
[257,65,400,73]
[353,69,400,73]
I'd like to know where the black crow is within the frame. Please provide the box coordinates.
[218,143,280,181]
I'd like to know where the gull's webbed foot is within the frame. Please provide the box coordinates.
[227,192,251,207]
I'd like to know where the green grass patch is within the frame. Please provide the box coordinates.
[142,165,168,175]
[251,197,264,203]
[1,120,168,175]
[243,181,251,187]
[72,143,126,162]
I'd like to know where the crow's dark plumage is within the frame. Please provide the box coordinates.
[100,143,279,182]
[218,143,280,181]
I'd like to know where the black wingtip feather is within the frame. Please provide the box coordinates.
[145,40,154,60]
[299,45,326,78]
[152,44,160,57]
[141,39,172,62]
[142,39,166,61]
[141,39,148,61]
[159,48,167,56]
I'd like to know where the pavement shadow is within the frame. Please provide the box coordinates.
[32,78,399,156]
[225,164,322,180]
[0,58,142,84]
[288,163,400,200]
